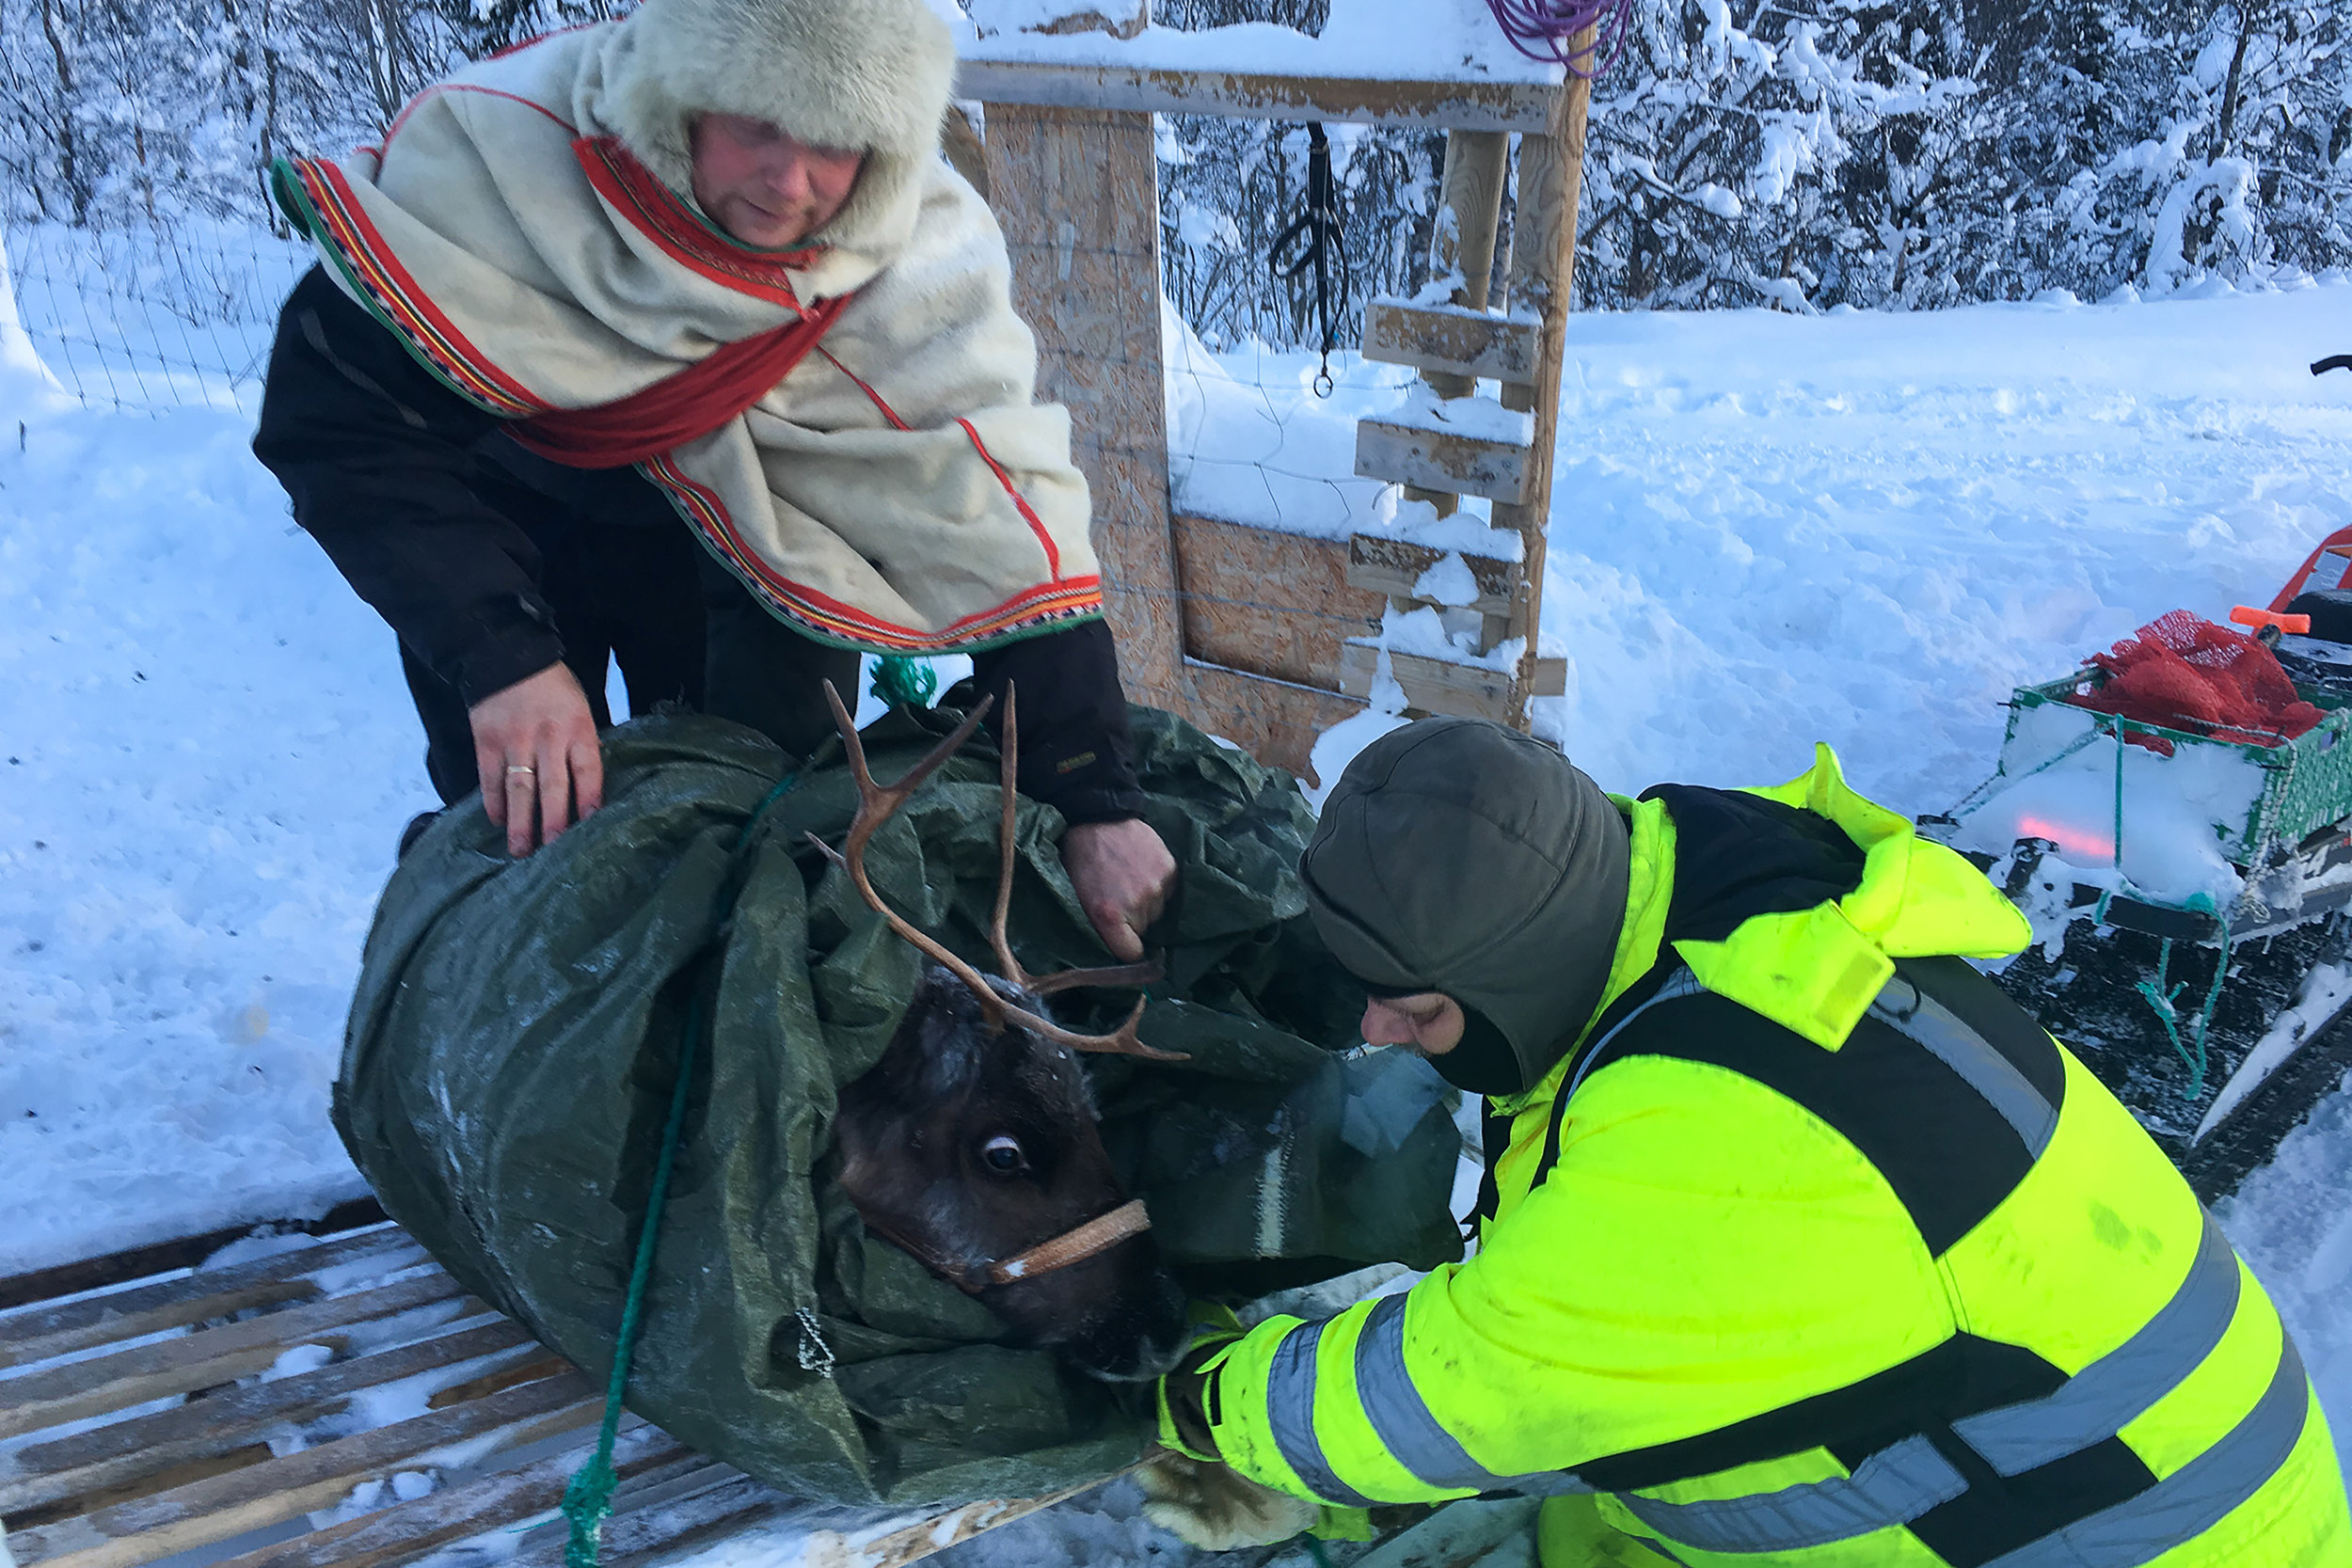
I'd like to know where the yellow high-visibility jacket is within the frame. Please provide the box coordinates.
[1194,747,2352,1565]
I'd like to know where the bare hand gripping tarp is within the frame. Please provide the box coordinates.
[337,703,1464,1507]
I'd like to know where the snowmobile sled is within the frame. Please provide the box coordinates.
[1920,564,2352,1202]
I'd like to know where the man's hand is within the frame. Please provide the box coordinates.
[1060,817,1176,961]
[1137,1455,1318,1552]
[469,663,603,857]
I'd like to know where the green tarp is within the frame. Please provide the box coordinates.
[338,703,1462,1507]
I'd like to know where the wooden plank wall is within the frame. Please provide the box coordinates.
[982,103,1185,715]
[981,104,1372,781]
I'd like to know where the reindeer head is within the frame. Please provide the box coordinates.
[812,685,1189,1382]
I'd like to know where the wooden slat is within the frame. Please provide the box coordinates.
[504,1474,784,1568]
[205,1421,678,1568]
[1337,643,1565,723]
[1355,420,1530,504]
[0,1201,388,1317]
[1345,535,1520,618]
[957,59,1558,133]
[0,1273,465,1440]
[1361,301,1542,386]
[8,1371,597,1568]
[0,1321,535,1517]
[0,1225,416,1369]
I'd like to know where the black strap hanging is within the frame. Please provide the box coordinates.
[1268,122,1354,398]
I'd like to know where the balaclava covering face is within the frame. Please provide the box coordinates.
[1301,719,1632,1096]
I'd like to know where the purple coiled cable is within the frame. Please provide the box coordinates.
[1484,0,1632,77]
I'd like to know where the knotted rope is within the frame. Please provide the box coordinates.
[871,655,940,712]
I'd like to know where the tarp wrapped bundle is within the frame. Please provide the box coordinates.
[337,702,1463,1507]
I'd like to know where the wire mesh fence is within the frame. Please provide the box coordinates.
[4,213,312,414]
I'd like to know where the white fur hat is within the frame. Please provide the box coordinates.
[602,0,957,244]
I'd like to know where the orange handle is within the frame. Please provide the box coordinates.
[2232,606,2312,634]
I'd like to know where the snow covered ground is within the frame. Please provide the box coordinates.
[7,273,2352,1537]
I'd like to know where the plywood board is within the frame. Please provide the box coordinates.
[1168,515,1381,689]
[1182,659,1365,784]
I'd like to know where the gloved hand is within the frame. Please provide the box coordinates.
[1138,1454,1321,1552]
[1155,1302,1248,1462]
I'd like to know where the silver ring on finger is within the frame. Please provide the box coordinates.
[505,764,537,777]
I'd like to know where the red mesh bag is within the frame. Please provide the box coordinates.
[2065,610,2323,756]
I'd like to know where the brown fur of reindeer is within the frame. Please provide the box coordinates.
[812,681,1191,1381]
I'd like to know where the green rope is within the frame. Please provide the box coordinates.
[871,655,939,711]
[558,990,702,1568]
[2132,922,2232,1101]
[557,753,827,1567]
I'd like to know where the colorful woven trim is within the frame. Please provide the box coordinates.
[644,451,1104,653]
[575,136,817,309]
[273,156,548,419]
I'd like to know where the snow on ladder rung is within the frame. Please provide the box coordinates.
[1345,534,1521,617]
[1336,642,1565,724]
[1360,300,1542,384]
[1355,389,1536,504]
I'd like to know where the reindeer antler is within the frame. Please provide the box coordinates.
[808,681,1185,1062]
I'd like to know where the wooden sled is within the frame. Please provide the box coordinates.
[0,1203,1132,1568]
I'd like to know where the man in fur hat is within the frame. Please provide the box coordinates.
[253,0,1174,958]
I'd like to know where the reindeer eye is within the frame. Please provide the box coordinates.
[980,1134,1026,1174]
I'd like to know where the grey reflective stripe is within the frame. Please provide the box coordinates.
[1868,976,2058,1155]
[1353,1293,1592,1495]
[1955,1218,2242,1476]
[1563,968,1708,1104]
[1617,1434,1968,1553]
[1265,1318,1375,1507]
[1980,1331,2310,1568]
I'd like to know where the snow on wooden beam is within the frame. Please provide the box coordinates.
[1344,534,1519,618]
[1336,643,1565,721]
[961,60,1557,132]
[1355,419,1531,504]
[1361,300,1543,385]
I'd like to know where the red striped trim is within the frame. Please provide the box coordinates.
[291,159,548,417]
[814,349,1068,578]
[954,416,1063,578]
[644,451,1103,650]
[573,136,814,308]
[385,83,576,150]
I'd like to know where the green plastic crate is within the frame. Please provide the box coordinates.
[2006,671,2352,870]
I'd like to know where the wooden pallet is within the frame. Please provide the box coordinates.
[0,1210,1130,1568]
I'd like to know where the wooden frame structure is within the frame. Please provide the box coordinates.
[961,37,1595,778]
[0,1208,1135,1568]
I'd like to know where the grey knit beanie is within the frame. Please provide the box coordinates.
[1301,718,1631,1094]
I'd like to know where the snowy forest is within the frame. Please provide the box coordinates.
[4,0,2351,344]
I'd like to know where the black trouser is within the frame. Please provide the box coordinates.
[401,497,857,806]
